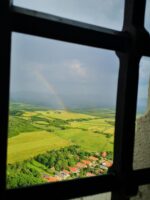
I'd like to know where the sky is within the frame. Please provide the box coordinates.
[10,0,150,111]
[13,0,124,30]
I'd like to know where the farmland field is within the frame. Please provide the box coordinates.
[7,102,115,189]
[8,131,71,163]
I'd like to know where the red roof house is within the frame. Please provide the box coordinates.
[68,167,79,173]
[45,176,61,182]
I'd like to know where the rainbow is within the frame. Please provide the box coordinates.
[34,70,67,110]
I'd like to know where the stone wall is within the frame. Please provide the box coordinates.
[133,112,150,170]
[131,110,150,200]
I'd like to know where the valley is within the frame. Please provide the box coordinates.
[7,103,114,188]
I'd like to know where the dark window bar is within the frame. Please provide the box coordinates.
[112,0,150,199]
[6,174,116,199]
[9,5,150,56]
[0,0,12,195]
[10,6,130,53]
[0,0,150,199]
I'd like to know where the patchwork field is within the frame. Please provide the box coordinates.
[8,104,114,161]
[7,103,115,189]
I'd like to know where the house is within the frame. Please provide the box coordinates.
[86,172,95,177]
[75,162,87,169]
[63,169,71,175]
[102,161,113,168]
[45,176,61,182]
[68,167,79,174]
[81,160,92,166]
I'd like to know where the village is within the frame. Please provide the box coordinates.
[42,151,113,183]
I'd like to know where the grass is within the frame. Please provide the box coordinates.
[7,131,71,164]
[55,128,113,152]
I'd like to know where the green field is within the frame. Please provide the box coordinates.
[8,103,114,162]
[7,102,115,189]
[54,128,113,152]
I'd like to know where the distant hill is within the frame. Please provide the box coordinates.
[10,91,116,110]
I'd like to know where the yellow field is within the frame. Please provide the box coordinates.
[103,127,114,134]
[23,110,95,120]
[70,118,113,134]
[7,131,71,164]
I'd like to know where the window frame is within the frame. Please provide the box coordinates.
[0,0,150,199]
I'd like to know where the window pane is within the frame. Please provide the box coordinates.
[13,0,124,30]
[7,32,119,189]
[145,0,150,33]
[134,57,150,170]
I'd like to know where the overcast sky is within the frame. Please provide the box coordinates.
[10,0,150,111]
[14,0,124,30]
